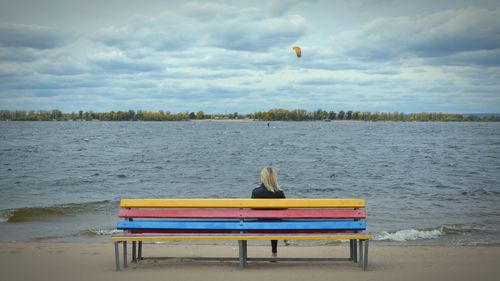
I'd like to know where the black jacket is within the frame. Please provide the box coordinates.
[251,184,286,199]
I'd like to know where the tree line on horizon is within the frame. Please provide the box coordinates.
[0,109,499,122]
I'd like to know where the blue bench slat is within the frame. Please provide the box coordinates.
[117,219,366,231]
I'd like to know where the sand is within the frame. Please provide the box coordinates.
[1,242,499,281]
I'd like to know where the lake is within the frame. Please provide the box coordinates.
[0,121,499,245]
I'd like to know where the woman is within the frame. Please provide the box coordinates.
[251,166,286,259]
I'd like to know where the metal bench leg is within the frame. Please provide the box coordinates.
[238,240,246,269]
[123,241,128,268]
[138,241,143,260]
[353,239,358,263]
[132,241,136,262]
[349,240,353,261]
[363,240,369,271]
[114,242,120,271]
[243,240,247,264]
[358,240,363,267]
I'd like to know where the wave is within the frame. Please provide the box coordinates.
[373,225,492,242]
[375,228,442,242]
[79,228,123,236]
[0,212,9,223]
[0,200,118,223]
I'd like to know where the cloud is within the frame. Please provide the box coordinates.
[0,1,499,113]
[93,5,306,53]
[298,77,389,87]
[432,49,500,66]
[266,0,307,16]
[93,23,200,52]
[180,1,239,20]
[210,14,306,52]
[35,62,88,76]
[34,53,91,76]
[339,7,500,64]
[0,48,38,62]
[0,24,75,49]
[88,50,163,73]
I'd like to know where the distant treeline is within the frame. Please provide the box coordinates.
[0,109,499,122]
[252,109,500,122]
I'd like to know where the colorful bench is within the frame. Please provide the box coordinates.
[112,198,372,270]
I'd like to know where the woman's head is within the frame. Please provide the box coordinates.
[260,166,281,192]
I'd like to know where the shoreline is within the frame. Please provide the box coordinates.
[1,242,499,281]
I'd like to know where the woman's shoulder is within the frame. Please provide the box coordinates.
[252,185,265,192]
[276,190,286,198]
[252,186,285,198]
[251,186,266,197]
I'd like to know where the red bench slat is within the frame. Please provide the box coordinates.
[119,209,365,219]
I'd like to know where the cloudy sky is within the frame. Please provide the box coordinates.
[0,0,499,113]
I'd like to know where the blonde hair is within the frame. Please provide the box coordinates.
[260,166,281,192]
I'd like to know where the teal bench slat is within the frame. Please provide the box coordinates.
[117,219,366,231]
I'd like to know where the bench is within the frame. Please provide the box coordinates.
[111,198,372,270]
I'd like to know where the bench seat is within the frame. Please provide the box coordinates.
[112,233,373,241]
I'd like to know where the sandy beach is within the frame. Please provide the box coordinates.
[1,242,499,281]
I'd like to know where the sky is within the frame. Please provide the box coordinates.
[0,0,499,114]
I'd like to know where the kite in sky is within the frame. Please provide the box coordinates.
[292,46,301,58]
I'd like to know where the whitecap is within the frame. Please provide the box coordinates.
[374,228,442,242]
[84,228,123,236]
[0,209,12,223]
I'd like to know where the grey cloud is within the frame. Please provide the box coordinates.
[341,7,500,63]
[299,78,388,87]
[93,5,305,53]
[0,48,38,62]
[94,24,199,52]
[0,24,75,49]
[35,59,90,76]
[266,0,307,16]
[1,1,499,114]
[299,78,342,86]
[180,1,239,21]
[89,53,163,74]
[201,85,254,99]
[164,68,250,79]
[1,73,106,91]
[191,49,287,71]
[210,14,305,52]
[431,49,500,66]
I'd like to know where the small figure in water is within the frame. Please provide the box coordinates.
[267,122,270,128]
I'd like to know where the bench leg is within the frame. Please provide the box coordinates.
[132,241,136,262]
[349,240,353,261]
[350,239,358,262]
[238,240,247,269]
[353,239,358,263]
[243,240,247,263]
[114,242,120,271]
[123,241,128,268]
[363,240,369,271]
[358,240,363,267]
[138,241,143,260]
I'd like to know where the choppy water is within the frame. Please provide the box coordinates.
[0,121,499,245]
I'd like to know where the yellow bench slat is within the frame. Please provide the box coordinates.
[111,234,373,242]
[120,198,365,208]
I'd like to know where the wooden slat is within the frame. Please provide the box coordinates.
[120,198,365,209]
[117,220,366,231]
[111,234,373,242]
[119,209,366,219]
[127,230,358,234]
